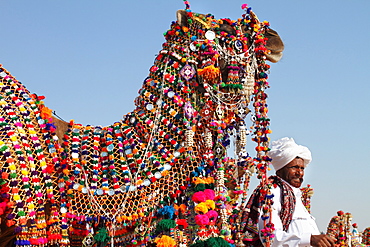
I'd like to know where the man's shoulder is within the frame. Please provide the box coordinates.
[270,184,281,197]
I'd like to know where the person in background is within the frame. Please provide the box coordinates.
[242,137,335,247]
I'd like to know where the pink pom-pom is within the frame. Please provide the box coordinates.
[206,210,218,221]
[203,189,215,200]
[192,191,206,203]
[241,4,248,9]
[195,214,209,226]
[39,237,48,244]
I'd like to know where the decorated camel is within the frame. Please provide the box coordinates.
[326,211,365,247]
[0,2,284,247]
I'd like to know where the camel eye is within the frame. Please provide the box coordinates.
[234,40,244,52]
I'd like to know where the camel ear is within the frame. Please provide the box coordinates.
[177,10,188,27]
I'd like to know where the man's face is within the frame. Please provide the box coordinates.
[276,158,305,188]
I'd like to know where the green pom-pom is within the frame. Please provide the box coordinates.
[18,211,26,217]
[94,226,111,244]
[0,145,8,152]
[205,183,215,189]
[22,184,30,189]
[205,237,230,247]
[194,183,206,192]
[156,219,176,233]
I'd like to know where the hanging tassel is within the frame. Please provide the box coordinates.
[218,59,242,89]
[197,65,220,82]
[154,235,176,247]
[157,206,176,219]
[238,124,247,147]
[156,219,177,233]
[185,129,195,147]
[243,63,255,98]
[93,226,110,246]
[204,128,212,149]
[206,237,231,247]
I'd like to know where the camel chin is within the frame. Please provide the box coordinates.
[267,52,283,63]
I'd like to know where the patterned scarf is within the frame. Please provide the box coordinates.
[240,175,296,246]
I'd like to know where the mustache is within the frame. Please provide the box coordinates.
[293,177,303,183]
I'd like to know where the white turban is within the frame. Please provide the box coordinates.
[269,137,312,171]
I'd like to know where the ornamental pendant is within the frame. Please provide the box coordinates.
[180,63,196,81]
[200,102,213,120]
[213,142,225,159]
[184,101,195,119]
[82,233,96,247]
[215,105,224,120]
[237,103,250,119]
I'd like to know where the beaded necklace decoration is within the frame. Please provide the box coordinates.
[0,1,281,246]
[300,184,313,213]
[0,67,62,245]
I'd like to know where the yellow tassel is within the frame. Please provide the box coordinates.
[204,177,215,184]
[194,203,209,214]
[154,235,176,247]
[205,200,215,210]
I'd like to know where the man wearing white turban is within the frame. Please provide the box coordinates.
[241,137,335,247]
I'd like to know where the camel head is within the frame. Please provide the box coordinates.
[135,5,285,163]
[171,8,284,102]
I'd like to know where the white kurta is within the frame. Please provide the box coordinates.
[258,181,320,247]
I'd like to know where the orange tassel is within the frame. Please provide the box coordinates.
[198,65,220,82]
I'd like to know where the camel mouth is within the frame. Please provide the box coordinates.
[266,51,283,63]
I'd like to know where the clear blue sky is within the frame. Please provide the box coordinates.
[2,0,370,233]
